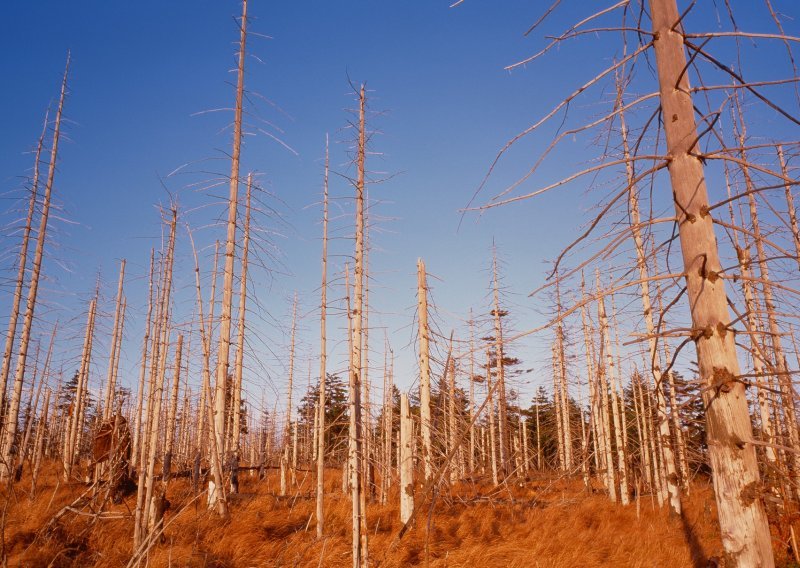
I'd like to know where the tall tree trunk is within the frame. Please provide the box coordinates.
[316,137,329,539]
[597,276,628,505]
[30,387,50,498]
[230,174,253,493]
[649,0,773,562]
[619,98,681,514]
[187,229,226,516]
[136,207,177,545]
[491,249,508,476]
[1,56,69,481]
[594,278,618,502]
[63,298,96,480]
[349,84,368,568]
[132,250,155,474]
[486,349,498,486]
[163,334,183,482]
[468,311,476,475]
[555,279,572,472]
[103,260,126,420]
[399,392,413,524]
[417,259,433,483]
[212,0,248,511]
[0,109,48,426]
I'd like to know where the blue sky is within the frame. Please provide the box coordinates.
[1,1,798,420]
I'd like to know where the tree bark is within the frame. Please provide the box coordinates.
[649,0,774,562]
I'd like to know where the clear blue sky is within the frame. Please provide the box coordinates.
[1,1,798,420]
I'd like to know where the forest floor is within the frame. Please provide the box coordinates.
[1,461,797,567]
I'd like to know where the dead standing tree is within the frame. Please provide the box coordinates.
[1,55,69,481]
[211,0,248,513]
[348,83,369,568]
[459,0,800,564]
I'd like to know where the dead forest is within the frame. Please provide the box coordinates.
[2,0,800,566]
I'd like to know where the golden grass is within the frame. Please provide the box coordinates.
[2,461,796,567]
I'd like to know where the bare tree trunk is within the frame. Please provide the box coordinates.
[187,229,226,516]
[1,56,69,481]
[316,137,329,539]
[726,181,778,479]
[581,274,605,488]
[380,336,392,505]
[468,311,476,475]
[212,0,248,511]
[132,250,155,474]
[163,334,183,482]
[447,345,458,484]
[552,342,565,470]
[491,250,508,476]
[198,241,220,461]
[649,0,773,562]
[19,345,42,474]
[486,349,498,486]
[734,116,800,490]
[136,207,177,545]
[103,260,126,420]
[281,293,298,496]
[399,392,413,524]
[594,278,618,503]
[522,416,530,474]
[348,84,368,568]
[0,109,48,426]
[30,387,50,498]
[555,279,572,472]
[619,100,681,514]
[417,259,432,484]
[64,298,96,480]
[597,276,628,505]
[230,174,253,493]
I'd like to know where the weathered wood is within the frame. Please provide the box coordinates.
[649,0,774,563]
[317,137,329,539]
[1,56,69,481]
[417,258,432,483]
[211,0,248,514]
[399,393,413,524]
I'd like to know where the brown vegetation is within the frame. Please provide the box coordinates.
[7,460,796,567]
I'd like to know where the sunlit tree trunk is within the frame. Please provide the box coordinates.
[316,137,329,539]
[491,250,508,476]
[649,0,773,562]
[486,349,498,486]
[349,84,368,568]
[0,110,48,427]
[212,0,248,512]
[417,259,432,483]
[103,260,126,420]
[597,276,628,505]
[163,334,183,482]
[399,392,413,524]
[230,174,253,493]
[64,298,96,481]
[1,57,69,481]
[132,250,155,474]
[619,100,680,513]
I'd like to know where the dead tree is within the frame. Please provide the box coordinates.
[317,137,329,539]
[212,0,248,512]
[1,56,69,481]
[417,258,433,483]
[229,173,253,493]
[348,83,369,568]
[0,109,48,427]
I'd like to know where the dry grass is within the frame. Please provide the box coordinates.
[2,461,796,567]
